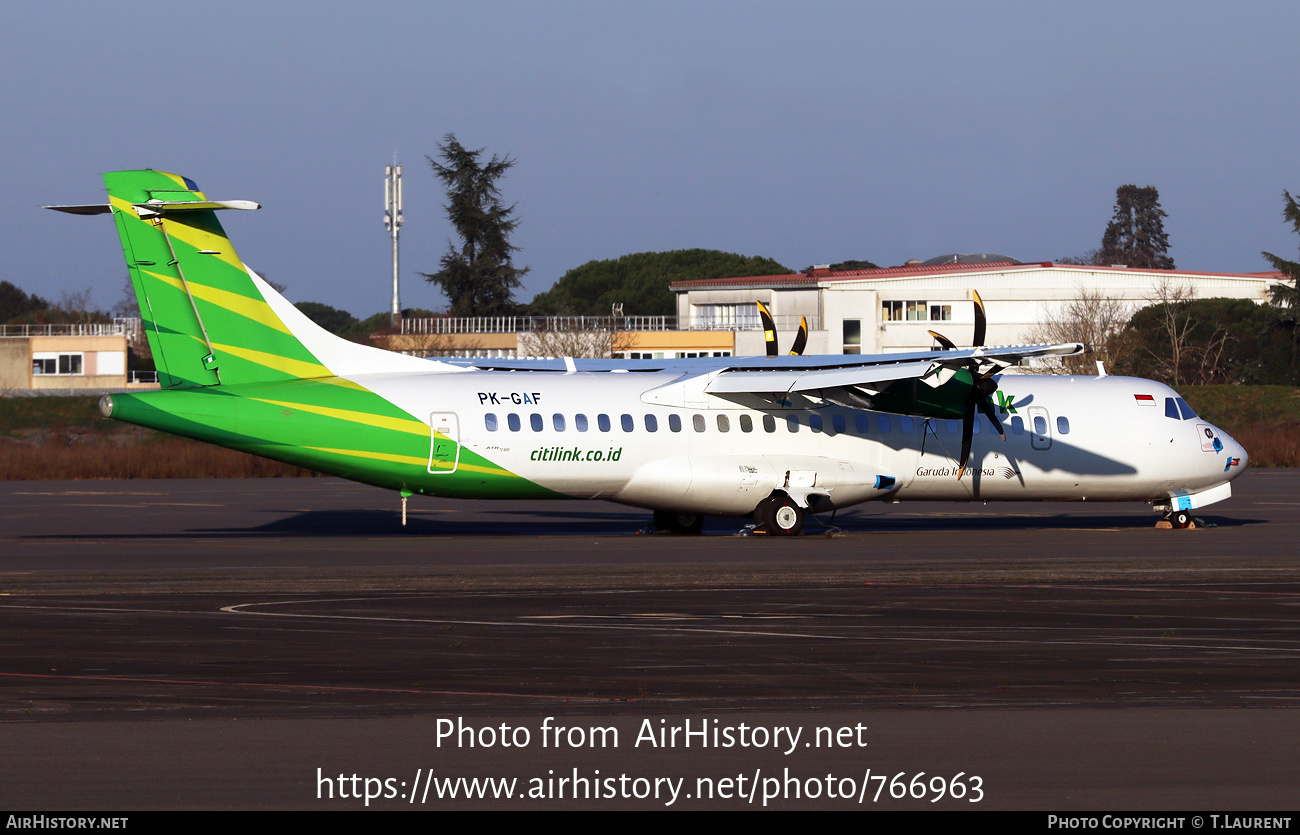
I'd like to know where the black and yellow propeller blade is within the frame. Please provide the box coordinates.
[757,300,778,358]
[972,289,987,348]
[788,316,808,356]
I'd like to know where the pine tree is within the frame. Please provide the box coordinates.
[422,134,528,316]
[1261,190,1300,308]
[1098,184,1175,270]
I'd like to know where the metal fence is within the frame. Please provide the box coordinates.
[402,315,678,334]
[0,321,134,337]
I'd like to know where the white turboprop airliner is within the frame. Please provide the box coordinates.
[54,170,1248,534]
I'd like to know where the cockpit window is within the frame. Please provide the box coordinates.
[1165,397,1180,419]
[1176,398,1197,420]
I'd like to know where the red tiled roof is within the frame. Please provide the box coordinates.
[670,261,1281,290]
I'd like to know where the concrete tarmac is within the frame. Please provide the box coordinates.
[1,472,1298,810]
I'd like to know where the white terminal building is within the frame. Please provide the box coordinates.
[671,255,1284,358]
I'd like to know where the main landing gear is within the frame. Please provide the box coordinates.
[653,510,704,535]
[1160,509,1194,529]
[754,495,804,536]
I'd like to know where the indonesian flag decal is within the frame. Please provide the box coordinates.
[1134,394,1156,405]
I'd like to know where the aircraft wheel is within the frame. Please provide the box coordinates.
[756,496,803,536]
[1170,510,1192,529]
[653,510,704,535]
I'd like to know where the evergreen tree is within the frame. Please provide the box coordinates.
[0,280,51,323]
[1098,184,1175,269]
[530,250,792,316]
[421,134,528,316]
[1261,190,1300,308]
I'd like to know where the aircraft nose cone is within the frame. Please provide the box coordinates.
[1218,428,1248,475]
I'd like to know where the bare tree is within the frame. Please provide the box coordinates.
[1132,279,1239,385]
[1021,287,1135,374]
[521,321,630,359]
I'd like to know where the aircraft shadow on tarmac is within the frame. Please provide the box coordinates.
[173,506,1256,537]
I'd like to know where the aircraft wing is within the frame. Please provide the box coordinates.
[707,343,1083,394]
[446,343,1085,393]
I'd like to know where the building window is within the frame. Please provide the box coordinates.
[881,301,929,322]
[929,304,952,321]
[843,320,861,355]
[693,303,761,329]
[32,353,83,375]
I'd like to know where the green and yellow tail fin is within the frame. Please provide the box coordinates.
[101,169,337,388]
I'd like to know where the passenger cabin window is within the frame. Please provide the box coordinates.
[1033,415,1048,435]
[855,414,870,434]
[598,414,611,432]
[900,416,914,434]
[1057,416,1071,434]
[575,414,589,432]
[669,414,682,433]
[1010,416,1024,435]
[717,414,730,432]
[508,414,521,432]
[530,414,543,432]
[832,414,846,434]
[786,415,799,433]
[693,414,706,432]
[485,414,498,431]
[621,414,634,432]
[645,414,658,432]
[877,415,891,433]
[553,414,566,431]
[740,414,753,433]
[763,415,776,433]
[809,414,823,433]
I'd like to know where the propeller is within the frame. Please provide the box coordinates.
[788,316,808,356]
[758,301,778,358]
[756,302,809,357]
[928,290,1005,479]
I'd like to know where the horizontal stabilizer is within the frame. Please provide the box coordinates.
[46,200,259,218]
[45,204,111,215]
[131,199,260,217]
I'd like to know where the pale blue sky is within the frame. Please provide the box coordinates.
[3,1,1297,317]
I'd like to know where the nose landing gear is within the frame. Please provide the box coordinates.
[1158,510,1195,529]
